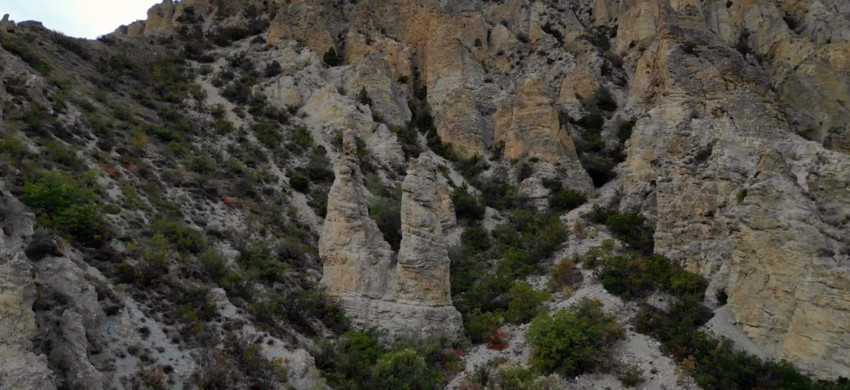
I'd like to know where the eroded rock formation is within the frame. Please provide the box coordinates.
[319,132,461,341]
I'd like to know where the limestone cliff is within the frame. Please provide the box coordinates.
[610,0,850,378]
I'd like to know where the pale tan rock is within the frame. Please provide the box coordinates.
[267,3,336,57]
[319,137,461,341]
[494,75,578,163]
[319,131,396,300]
[617,1,850,378]
[346,54,411,128]
[396,154,453,306]
[558,61,601,106]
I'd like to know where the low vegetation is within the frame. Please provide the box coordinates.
[527,298,624,375]
[21,170,107,246]
[314,330,461,390]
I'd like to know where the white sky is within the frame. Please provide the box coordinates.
[1,0,157,39]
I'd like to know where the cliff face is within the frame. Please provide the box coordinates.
[2,0,850,386]
[612,0,850,378]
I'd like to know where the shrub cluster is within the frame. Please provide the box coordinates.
[585,206,655,255]
[452,209,566,341]
[21,170,107,246]
[596,254,708,300]
[314,331,460,390]
[527,298,624,376]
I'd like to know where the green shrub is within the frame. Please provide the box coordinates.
[356,87,372,106]
[150,217,208,254]
[452,184,485,223]
[489,364,556,390]
[188,155,216,175]
[0,133,28,162]
[323,47,343,67]
[549,189,586,212]
[527,298,624,375]
[736,188,748,204]
[131,233,172,284]
[390,125,422,159]
[632,296,844,390]
[477,178,520,210]
[461,226,491,254]
[251,120,282,149]
[464,310,503,345]
[238,241,288,283]
[43,141,85,171]
[288,126,314,152]
[290,172,310,192]
[369,196,402,251]
[316,330,385,388]
[493,210,567,272]
[314,331,457,390]
[370,348,438,390]
[604,212,654,255]
[21,170,106,246]
[200,248,228,280]
[505,283,550,324]
[305,149,334,182]
[618,364,644,388]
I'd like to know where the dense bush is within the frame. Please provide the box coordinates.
[549,189,586,212]
[289,172,310,192]
[251,120,282,149]
[505,283,550,324]
[584,207,655,255]
[477,178,521,210]
[150,217,208,255]
[452,184,485,223]
[492,210,567,275]
[390,125,422,159]
[314,331,459,390]
[369,196,402,251]
[453,210,567,340]
[527,298,624,375]
[604,213,654,255]
[371,348,438,390]
[594,252,708,300]
[305,149,334,183]
[323,47,343,67]
[238,241,288,283]
[21,170,107,246]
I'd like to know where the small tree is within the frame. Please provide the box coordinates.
[356,87,372,106]
[323,47,343,67]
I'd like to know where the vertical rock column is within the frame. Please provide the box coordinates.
[396,154,452,306]
[319,131,396,300]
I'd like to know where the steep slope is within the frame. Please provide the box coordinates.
[1,0,849,388]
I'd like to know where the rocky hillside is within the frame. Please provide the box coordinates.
[1,0,849,389]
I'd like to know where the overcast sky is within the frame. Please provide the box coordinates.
[2,0,156,39]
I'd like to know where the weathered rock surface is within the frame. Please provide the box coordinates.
[396,153,453,306]
[0,186,55,390]
[320,133,461,341]
[320,131,397,301]
[613,0,850,378]
[494,75,577,163]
